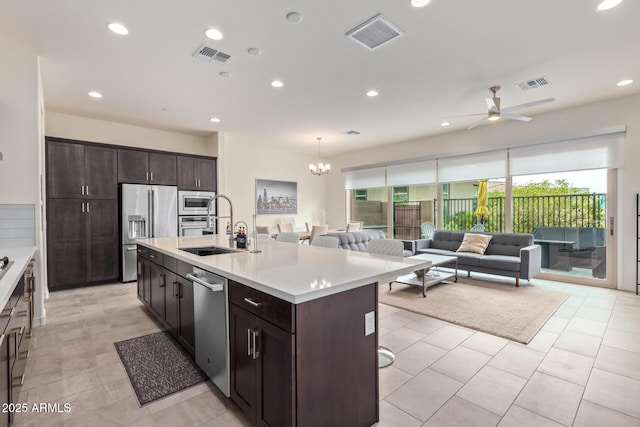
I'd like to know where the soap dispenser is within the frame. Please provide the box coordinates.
[236,227,247,249]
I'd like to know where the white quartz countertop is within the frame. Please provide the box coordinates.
[137,235,430,304]
[0,247,36,309]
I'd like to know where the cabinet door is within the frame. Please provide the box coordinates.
[85,146,117,199]
[118,149,149,184]
[196,158,216,191]
[177,277,195,356]
[230,305,258,424]
[177,156,198,190]
[257,318,295,427]
[0,332,9,427]
[47,199,85,289]
[164,271,179,334]
[148,263,164,322]
[85,199,119,283]
[149,153,177,186]
[47,140,84,198]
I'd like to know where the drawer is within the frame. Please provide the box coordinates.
[229,280,295,333]
[163,254,178,274]
[136,245,149,259]
[176,259,193,279]
[147,249,163,265]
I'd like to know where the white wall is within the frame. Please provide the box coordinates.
[45,112,216,156]
[326,92,640,292]
[217,132,327,233]
[0,44,46,324]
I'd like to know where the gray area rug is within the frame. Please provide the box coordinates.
[380,277,569,344]
[114,331,208,406]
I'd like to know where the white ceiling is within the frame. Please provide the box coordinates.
[0,0,638,157]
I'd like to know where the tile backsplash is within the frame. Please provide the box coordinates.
[0,204,35,248]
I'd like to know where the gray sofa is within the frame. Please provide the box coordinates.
[322,230,414,257]
[414,231,541,286]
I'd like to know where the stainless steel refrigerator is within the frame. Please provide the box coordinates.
[121,184,177,282]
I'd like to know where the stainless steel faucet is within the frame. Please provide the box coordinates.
[207,194,233,237]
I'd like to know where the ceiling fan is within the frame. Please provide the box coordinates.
[459,86,555,129]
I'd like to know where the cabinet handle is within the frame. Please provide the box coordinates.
[149,254,156,259]
[81,185,85,196]
[150,172,153,181]
[86,202,90,213]
[243,297,261,308]
[198,179,201,188]
[17,310,28,317]
[12,374,25,387]
[81,202,85,213]
[252,329,260,359]
[146,171,149,181]
[194,179,198,188]
[247,328,252,357]
[160,273,165,287]
[85,185,89,196]
[1,308,15,317]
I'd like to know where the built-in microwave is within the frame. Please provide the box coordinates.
[178,190,216,216]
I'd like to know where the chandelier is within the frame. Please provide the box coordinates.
[309,137,330,176]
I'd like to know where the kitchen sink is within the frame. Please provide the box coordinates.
[179,246,237,256]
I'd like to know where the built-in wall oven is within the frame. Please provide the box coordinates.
[178,215,216,236]
[178,190,216,216]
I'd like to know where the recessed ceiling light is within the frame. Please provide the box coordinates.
[271,80,284,88]
[616,79,633,86]
[107,22,129,35]
[596,0,622,11]
[441,122,450,126]
[247,47,261,56]
[411,0,432,7]
[286,12,303,23]
[210,117,220,123]
[204,28,223,40]
[366,90,378,97]
[88,91,103,98]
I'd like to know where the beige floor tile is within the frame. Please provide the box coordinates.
[404,316,448,335]
[523,330,559,353]
[430,346,491,383]
[583,368,640,419]
[514,372,584,426]
[393,341,447,376]
[601,328,640,353]
[565,317,607,338]
[573,400,640,427]
[561,295,585,308]
[594,345,640,380]
[424,396,500,427]
[149,389,229,427]
[385,368,463,421]
[552,304,579,320]
[552,330,602,358]
[498,405,564,427]
[541,316,569,334]
[379,327,427,353]
[607,313,640,334]
[488,343,545,379]
[573,305,612,323]
[582,296,616,310]
[380,312,421,331]
[460,331,509,356]
[456,366,526,416]
[537,348,594,386]
[377,401,422,427]
[379,303,400,318]
[199,409,252,427]
[379,366,413,400]
[421,325,474,351]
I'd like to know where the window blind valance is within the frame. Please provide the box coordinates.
[438,150,507,183]
[386,160,437,186]
[344,167,386,190]
[509,133,624,176]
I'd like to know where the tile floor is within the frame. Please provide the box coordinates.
[14,276,640,426]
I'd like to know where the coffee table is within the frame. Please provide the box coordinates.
[392,254,458,297]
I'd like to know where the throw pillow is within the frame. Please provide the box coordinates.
[457,233,493,254]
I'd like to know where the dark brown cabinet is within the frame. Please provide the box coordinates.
[177,156,216,191]
[47,139,117,199]
[118,149,177,185]
[47,198,118,289]
[137,250,195,358]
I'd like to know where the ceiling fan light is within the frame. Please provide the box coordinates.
[411,0,432,7]
[488,113,500,121]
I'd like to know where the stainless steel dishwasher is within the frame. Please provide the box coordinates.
[186,268,230,396]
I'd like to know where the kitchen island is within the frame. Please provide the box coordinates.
[136,235,428,427]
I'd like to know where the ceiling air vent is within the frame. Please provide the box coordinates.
[192,44,231,65]
[346,14,403,50]
[516,76,550,91]
[344,130,361,135]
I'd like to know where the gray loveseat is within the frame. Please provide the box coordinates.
[323,230,414,257]
[414,231,541,286]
